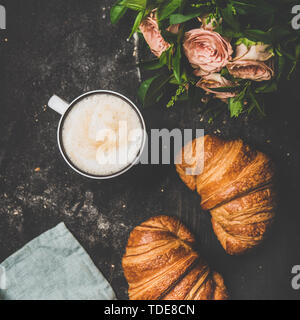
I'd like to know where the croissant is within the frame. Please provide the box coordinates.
[176,135,276,255]
[122,215,228,300]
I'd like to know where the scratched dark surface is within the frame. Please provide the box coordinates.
[0,0,300,300]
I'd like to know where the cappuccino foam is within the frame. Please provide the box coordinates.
[62,93,144,176]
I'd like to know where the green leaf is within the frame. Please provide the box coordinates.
[169,11,201,24]
[157,0,182,21]
[138,76,159,103]
[110,5,128,24]
[129,10,144,38]
[229,97,243,117]
[119,0,146,11]
[140,73,173,106]
[140,59,165,71]
[173,45,181,83]
[244,29,272,44]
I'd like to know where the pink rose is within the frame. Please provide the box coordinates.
[227,43,274,81]
[183,29,233,76]
[139,13,170,57]
[196,73,237,100]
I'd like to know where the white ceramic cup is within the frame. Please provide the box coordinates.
[48,90,146,179]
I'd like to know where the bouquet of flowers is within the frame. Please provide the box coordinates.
[110,0,300,119]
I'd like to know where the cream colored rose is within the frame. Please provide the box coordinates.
[196,73,237,100]
[227,43,274,81]
[183,29,233,76]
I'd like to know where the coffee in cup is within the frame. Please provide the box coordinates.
[48,90,146,179]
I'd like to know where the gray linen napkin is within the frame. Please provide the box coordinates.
[0,223,116,300]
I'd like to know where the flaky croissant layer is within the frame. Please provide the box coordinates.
[176,135,276,255]
[123,215,228,300]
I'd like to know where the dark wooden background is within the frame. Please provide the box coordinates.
[0,0,300,300]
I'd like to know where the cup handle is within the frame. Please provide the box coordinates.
[48,95,69,115]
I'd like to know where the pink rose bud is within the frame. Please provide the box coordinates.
[139,13,170,58]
